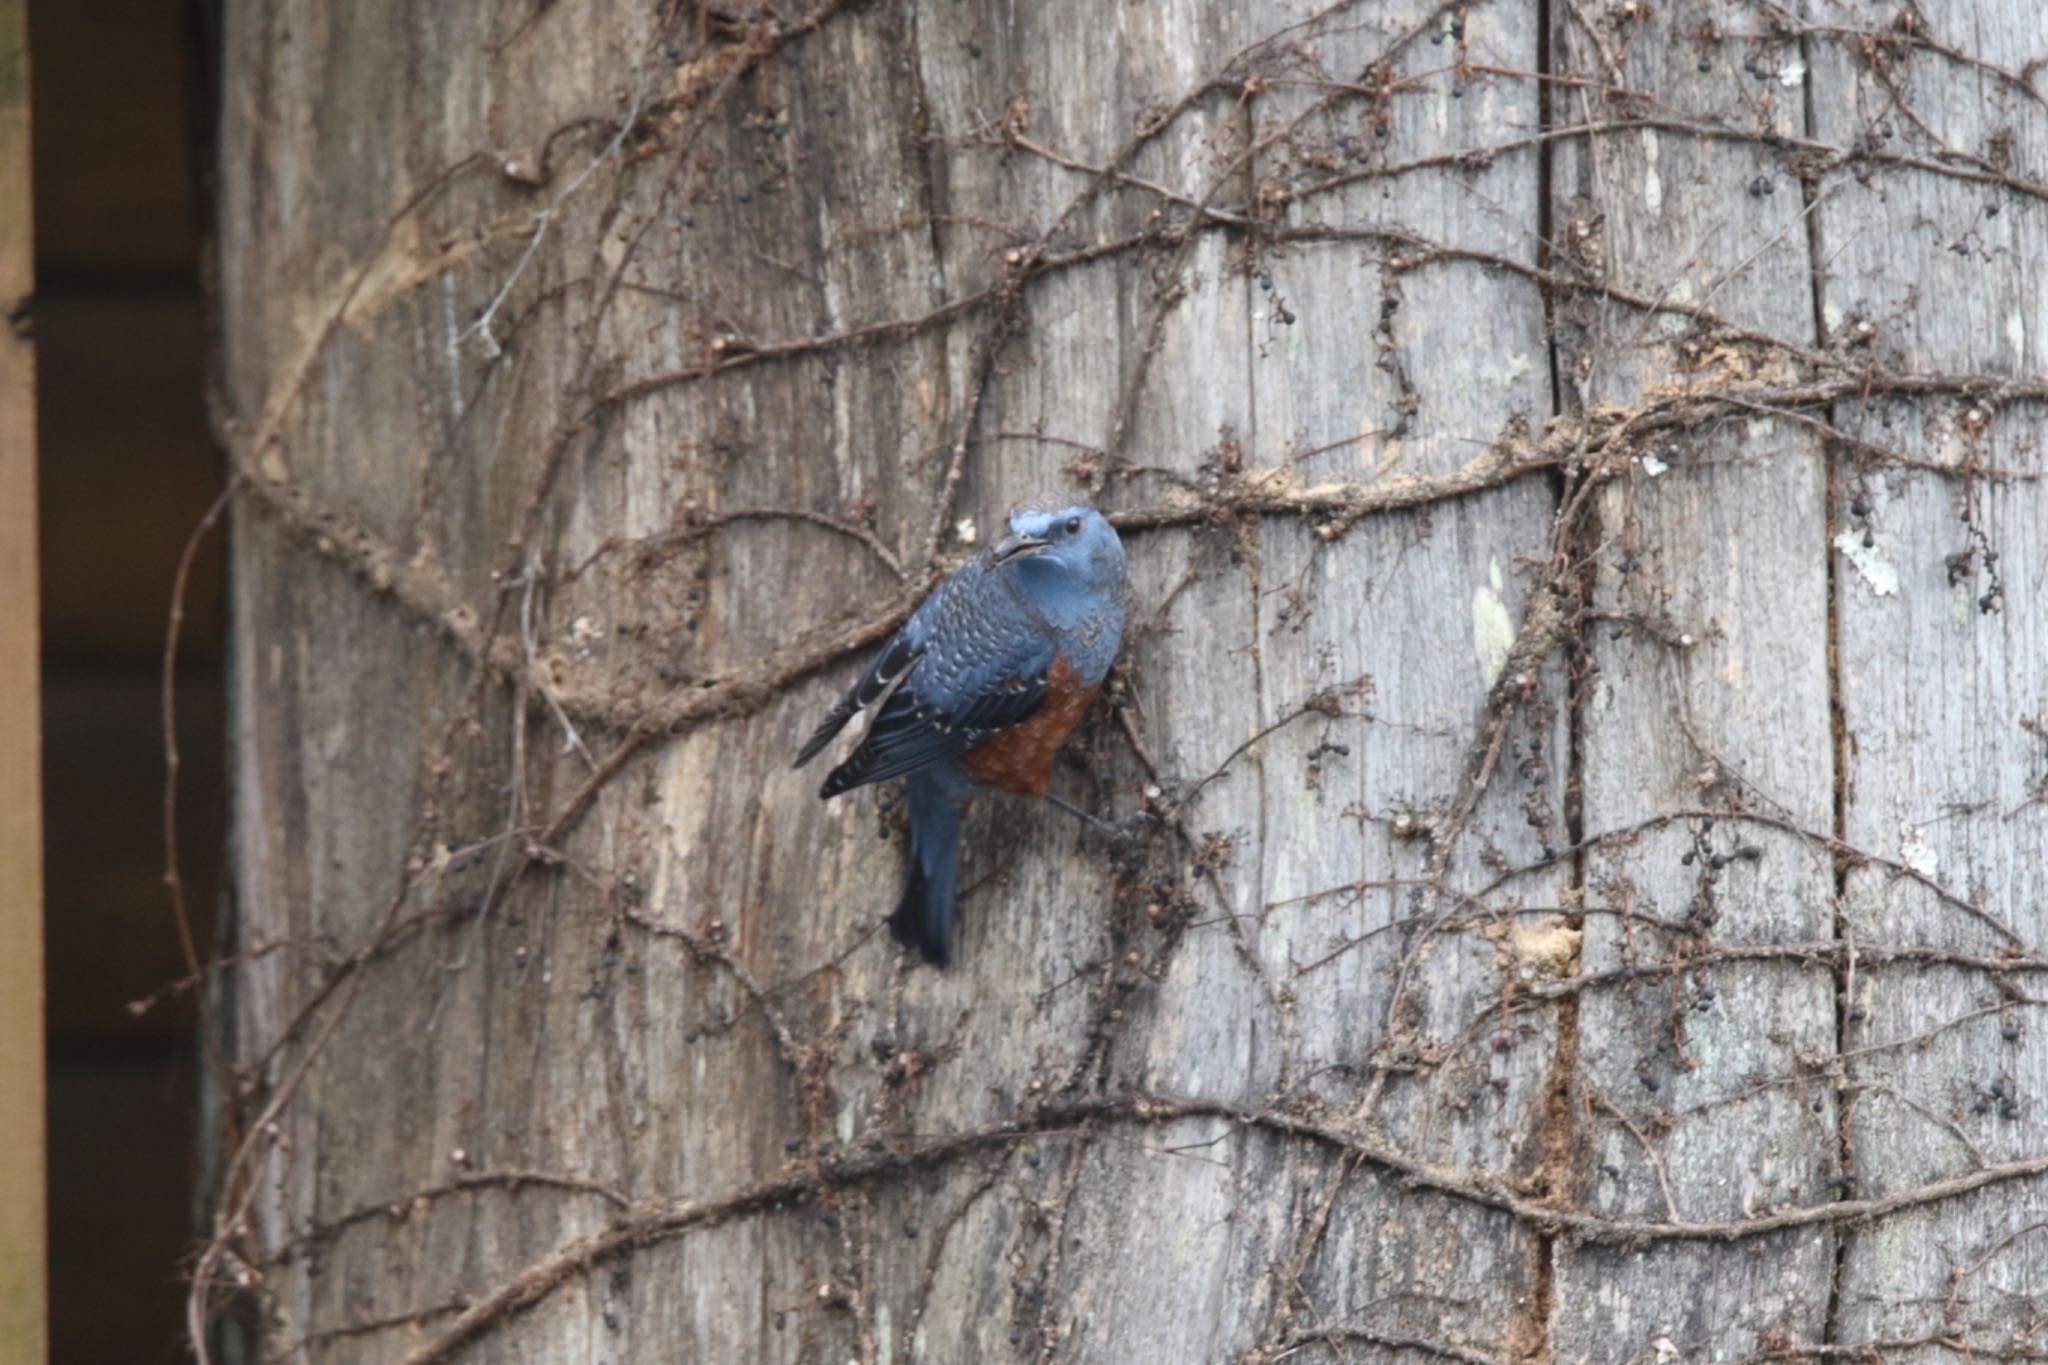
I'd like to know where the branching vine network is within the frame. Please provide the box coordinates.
[175,1,2048,1361]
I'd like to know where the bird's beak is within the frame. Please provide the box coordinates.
[992,531,1050,563]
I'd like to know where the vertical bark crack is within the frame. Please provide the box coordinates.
[1800,25,1857,1353]
[1519,1,1583,1357]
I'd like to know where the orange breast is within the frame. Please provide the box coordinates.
[962,653,1100,797]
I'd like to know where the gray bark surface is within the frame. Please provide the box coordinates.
[1814,2,2048,1354]
[206,2,2048,1361]
[1549,4,1840,1355]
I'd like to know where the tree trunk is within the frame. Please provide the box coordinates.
[209,2,2048,1361]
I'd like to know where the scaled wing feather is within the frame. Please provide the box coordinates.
[818,641,1054,796]
[793,631,922,769]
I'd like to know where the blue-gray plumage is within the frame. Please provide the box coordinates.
[796,502,1127,965]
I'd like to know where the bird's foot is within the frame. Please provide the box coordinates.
[1045,792,1152,849]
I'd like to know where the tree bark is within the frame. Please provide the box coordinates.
[209,2,2048,1361]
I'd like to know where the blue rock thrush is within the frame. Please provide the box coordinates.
[795,501,1127,966]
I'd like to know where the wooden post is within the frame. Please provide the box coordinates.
[0,2,45,1362]
[212,3,2048,1359]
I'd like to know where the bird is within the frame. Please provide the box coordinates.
[795,500,1127,966]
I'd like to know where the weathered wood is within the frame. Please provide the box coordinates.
[1813,3,2048,1356]
[1215,7,1567,1357]
[0,3,46,1361]
[1548,4,1841,1357]
[210,2,2048,1362]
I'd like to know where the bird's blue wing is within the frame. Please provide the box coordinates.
[793,562,986,771]
[817,614,1055,797]
[794,626,923,769]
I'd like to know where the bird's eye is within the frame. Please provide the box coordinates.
[1065,516,1082,535]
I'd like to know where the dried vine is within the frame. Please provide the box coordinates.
[189,1,2048,1361]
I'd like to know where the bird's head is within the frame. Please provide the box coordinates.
[991,502,1125,602]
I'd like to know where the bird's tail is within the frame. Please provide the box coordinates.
[891,775,964,967]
